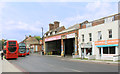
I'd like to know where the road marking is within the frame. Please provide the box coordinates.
[63,67,82,72]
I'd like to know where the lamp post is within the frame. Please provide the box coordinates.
[41,27,44,54]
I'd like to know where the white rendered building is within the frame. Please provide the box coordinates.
[78,13,120,60]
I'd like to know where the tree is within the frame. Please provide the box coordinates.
[0,39,7,50]
[35,36,41,41]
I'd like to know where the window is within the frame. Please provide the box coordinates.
[109,47,115,54]
[50,32,52,35]
[82,34,84,42]
[44,34,46,37]
[55,31,57,33]
[86,23,92,28]
[103,47,108,54]
[46,33,48,36]
[89,33,92,41]
[103,47,115,54]
[98,31,102,40]
[108,29,112,38]
[48,33,50,36]
[113,16,115,21]
[104,17,113,23]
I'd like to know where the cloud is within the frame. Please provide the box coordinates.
[61,2,118,28]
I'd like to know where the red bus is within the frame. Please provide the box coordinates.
[3,40,18,59]
[18,42,26,57]
[26,48,30,55]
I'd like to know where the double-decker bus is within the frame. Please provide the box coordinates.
[3,40,18,59]
[18,42,26,57]
[26,48,30,55]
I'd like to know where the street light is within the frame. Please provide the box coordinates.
[41,27,44,54]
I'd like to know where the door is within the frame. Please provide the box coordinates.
[99,48,101,56]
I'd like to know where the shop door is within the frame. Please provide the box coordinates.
[99,48,101,56]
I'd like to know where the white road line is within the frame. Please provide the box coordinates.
[63,67,83,72]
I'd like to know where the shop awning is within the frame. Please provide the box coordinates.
[96,44,118,47]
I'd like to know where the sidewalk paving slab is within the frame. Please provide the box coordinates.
[0,52,22,73]
[2,59,22,72]
[69,59,120,65]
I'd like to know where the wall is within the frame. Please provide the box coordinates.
[78,20,119,59]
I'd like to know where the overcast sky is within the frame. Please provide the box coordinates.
[0,1,118,42]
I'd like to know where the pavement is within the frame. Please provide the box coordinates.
[8,53,119,72]
[44,54,119,65]
[70,59,120,65]
[0,51,22,73]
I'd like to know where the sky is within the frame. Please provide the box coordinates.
[0,0,118,42]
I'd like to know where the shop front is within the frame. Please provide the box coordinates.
[44,35,61,55]
[95,39,119,60]
[80,43,92,58]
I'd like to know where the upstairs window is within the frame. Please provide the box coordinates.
[82,34,84,42]
[48,33,50,36]
[86,23,92,28]
[44,34,46,37]
[50,32,52,35]
[108,29,112,38]
[55,31,57,33]
[98,31,102,40]
[104,16,114,23]
[89,33,92,41]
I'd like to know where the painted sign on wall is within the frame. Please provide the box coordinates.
[45,35,61,42]
[95,39,119,45]
[81,43,92,48]
[66,33,75,39]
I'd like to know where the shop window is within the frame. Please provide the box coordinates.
[98,31,102,40]
[89,33,92,41]
[103,47,115,54]
[109,47,115,54]
[108,29,112,38]
[82,34,84,42]
[103,47,108,54]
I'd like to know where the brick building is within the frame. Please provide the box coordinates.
[44,21,65,55]
[22,36,41,53]
[44,21,80,57]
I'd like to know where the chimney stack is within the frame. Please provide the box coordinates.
[49,23,54,31]
[49,21,60,31]
[54,21,59,29]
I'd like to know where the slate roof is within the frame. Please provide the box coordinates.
[22,37,39,47]
[57,24,79,34]
[45,26,65,35]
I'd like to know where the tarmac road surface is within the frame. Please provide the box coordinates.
[8,54,119,72]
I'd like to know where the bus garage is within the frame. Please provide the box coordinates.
[44,35,61,55]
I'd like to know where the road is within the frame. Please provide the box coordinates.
[8,54,119,72]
